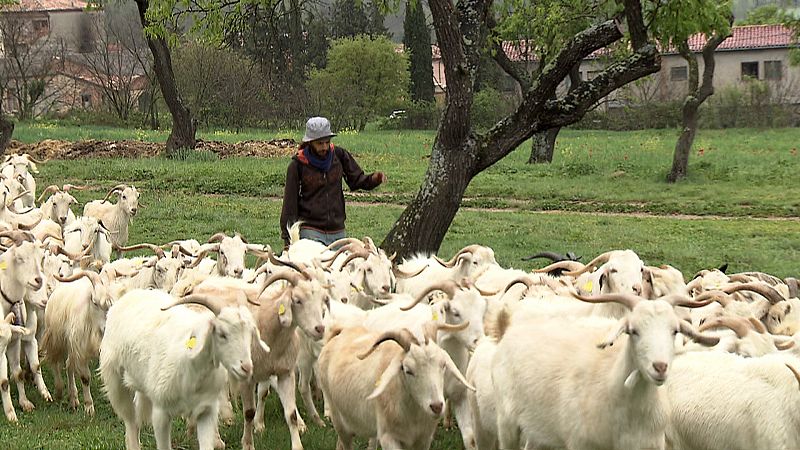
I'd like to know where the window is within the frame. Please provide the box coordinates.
[741,61,759,79]
[585,70,602,81]
[765,60,782,80]
[670,66,688,81]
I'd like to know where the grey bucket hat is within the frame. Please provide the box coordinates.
[302,117,337,143]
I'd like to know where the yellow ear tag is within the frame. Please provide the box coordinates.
[0,260,7,270]
[583,280,593,292]
[432,311,439,321]
[186,336,197,350]
[278,304,286,315]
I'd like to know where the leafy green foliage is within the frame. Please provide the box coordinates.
[737,4,792,25]
[645,0,733,47]
[307,36,409,131]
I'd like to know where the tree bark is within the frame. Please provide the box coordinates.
[667,24,731,183]
[381,1,660,258]
[134,0,196,152]
[0,115,14,155]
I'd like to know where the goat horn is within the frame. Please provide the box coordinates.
[0,230,34,245]
[784,277,799,299]
[187,250,210,268]
[357,329,419,360]
[521,251,570,262]
[164,294,224,316]
[267,252,310,279]
[207,232,228,244]
[259,270,303,297]
[339,250,370,269]
[776,339,796,351]
[435,244,485,268]
[4,312,13,324]
[62,184,88,192]
[36,184,60,203]
[435,321,469,333]
[55,271,96,286]
[533,260,585,275]
[663,293,717,309]
[571,292,640,311]
[387,252,397,261]
[9,190,31,205]
[401,280,459,311]
[699,316,750,339]
[562,251,617,277]
[25,154,48,164]
[325,238,364,251]
[115,243,165,258]
[727,274,753,284]
[785,364,800,390]
[101,184,127,203]
[392,264,426,279]
[503,276,538,295]
[747,317,767,334]
[722,282,785,305]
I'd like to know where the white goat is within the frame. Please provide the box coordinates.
[99,289,266,450]
[41,267,130,416]
[666,351,800,450]
[0,312,30,423]
[318,325,474,450]
[490,292,718,450]
[37,184,84,226]
[83,184,140,253]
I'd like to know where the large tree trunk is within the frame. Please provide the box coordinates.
[134,0,195,152]
[528,127,560,164]
[381,0,661,258]
[0,115,13,155]
[667,106,698,182]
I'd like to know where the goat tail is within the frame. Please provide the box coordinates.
[288,221,303,245]
[485,304,511,342]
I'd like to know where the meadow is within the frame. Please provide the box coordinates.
[0,123,799,448]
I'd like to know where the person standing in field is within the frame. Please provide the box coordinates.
[280,116,387,249]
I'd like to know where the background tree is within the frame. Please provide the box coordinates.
[667,5,733,183]
[365,0,390,38]
[132,0,196,153]
[380,0,731,258]
[403,0,434,103]
[330,0,369,38]
[307,35,408,130]
[737,4,790,25]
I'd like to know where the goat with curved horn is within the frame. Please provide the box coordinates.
[435,244,486,268]
[101,184,128,203]
[0,230,35,246]
[258,271,305,297]
[392,264,426,279]
[338,250,370,270]
[357,329,419,360]
[320,242,362,265]
[115,243,165,258]
[55,271,101,287]
[324,238,364,251]
[562,250,617,277]
[401,280,459,311]
[266,252,310,280]
[62,184,88,192]
[722,282,786,305]
[533,260,586,275]
[698,316,751,339]
[571,292,641,311]
[36,184,61,203]
[24,154,48,164]
[162,294,225,316]
[207,232,228,244]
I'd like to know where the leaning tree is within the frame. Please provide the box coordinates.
[379,0,731,258]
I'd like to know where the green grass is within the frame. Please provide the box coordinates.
[1,123,800,448]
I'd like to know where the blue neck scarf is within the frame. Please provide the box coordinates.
[302,145,334,172]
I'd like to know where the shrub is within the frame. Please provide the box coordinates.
[471,88,516,130]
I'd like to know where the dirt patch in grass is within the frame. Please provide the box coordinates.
[6,138,297,159]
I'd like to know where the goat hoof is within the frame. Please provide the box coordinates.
[313,416,326,427]
[6,412,17,423]
[69,399,79,410]
[20,400,34,412]
[41,391,52,402]
[85,404,95,417]
[297,417,307,434]
[214,437,226,449]
[254,422,265,434]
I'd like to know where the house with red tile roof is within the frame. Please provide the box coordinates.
[432,24,800,105]
[0,1,149,116]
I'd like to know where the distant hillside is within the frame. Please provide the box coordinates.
[734,0,800,19]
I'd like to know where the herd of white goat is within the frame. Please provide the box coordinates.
[0,152,799,450]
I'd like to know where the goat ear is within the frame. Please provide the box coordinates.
[186,321,213,359]
[367,355,403,400]
[443,349,475,392]
[598,318,628,349]
[598,271,607,294]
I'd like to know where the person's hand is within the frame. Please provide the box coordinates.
[372,172,387,185]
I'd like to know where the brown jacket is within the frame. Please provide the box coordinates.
[280,145,380,245]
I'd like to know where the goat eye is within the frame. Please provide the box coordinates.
[672,330,679,336]
[629,329,639,337]
[403,367,414,376]
[219,332,228,340]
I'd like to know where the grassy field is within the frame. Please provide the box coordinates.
[0,123,799,448]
